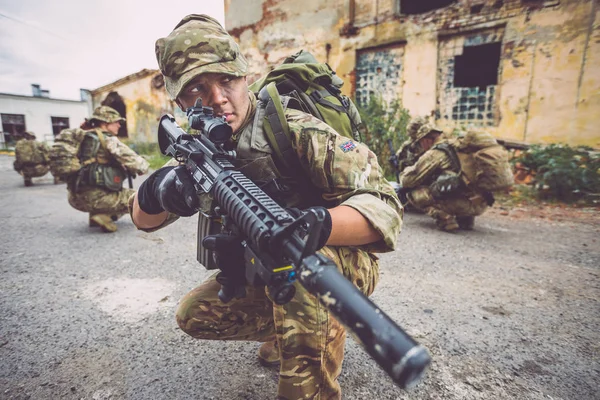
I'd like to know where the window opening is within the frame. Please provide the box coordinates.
[453,42,501,89]
[1,113,26,146]
[51,117,70,135]
[400,0,456,15]
[101,91,128,137]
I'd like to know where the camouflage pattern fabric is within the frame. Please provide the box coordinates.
[69,130,148,216]
[171,101,401,398]
[13,139,50,178]
[400,136,489,226]
[155,14,249,100]
[151,14,402,399]
[89,106,125,123]
[176,245,379,400]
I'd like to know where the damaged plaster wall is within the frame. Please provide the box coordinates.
[226,0,599,147]
[91,71,174,143]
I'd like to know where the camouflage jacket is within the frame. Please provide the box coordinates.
[92,131,149,176]
[399,136,457,189]
[138,98,403,253]
[14,139,49,169]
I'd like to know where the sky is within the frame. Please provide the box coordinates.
[0,0,225,100]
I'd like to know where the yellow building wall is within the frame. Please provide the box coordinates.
[226,0,600,148]
[91,71,175,143]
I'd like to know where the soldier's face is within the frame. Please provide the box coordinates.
[178,73,250,133]
[106,121,121,135]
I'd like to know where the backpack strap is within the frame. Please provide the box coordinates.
[433,143,461,173]
[259,82,297,174]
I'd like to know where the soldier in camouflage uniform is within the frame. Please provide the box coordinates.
[399,123,490,232]
[68,106,149,232]
[130,14,402,400]
[13,131,51,186]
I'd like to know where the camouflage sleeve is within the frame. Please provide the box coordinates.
[105,137,150,175]
[287,110,402,253]
[399,148,452,188]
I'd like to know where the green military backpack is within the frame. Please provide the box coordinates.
[48,128,88,180]
[15,139,47,166]
[248,50,364,176]
[435,130,514,192]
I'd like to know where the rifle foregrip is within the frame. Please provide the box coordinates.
[212,169,290,248]
[298,254,431,389]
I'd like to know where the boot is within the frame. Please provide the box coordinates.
[457,216,475,230]
[435,216,459,232]
[257,340,280,368]
[90,214,118,233]
[89,214,99,228]
[24,177,32,187]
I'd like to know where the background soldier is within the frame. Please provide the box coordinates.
[68,106,148,232]
[131,14,402,399]
[12,131,51,186]
[399,123,491,232]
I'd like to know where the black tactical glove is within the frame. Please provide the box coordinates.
[286,206,333,251]
[137,166,199,217]
[429,174,464,200]
[202,233,247,303]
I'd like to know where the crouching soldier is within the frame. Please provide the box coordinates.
[68,106,149,232]
[13,131,51,186]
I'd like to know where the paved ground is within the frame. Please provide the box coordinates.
[1,153,599,400]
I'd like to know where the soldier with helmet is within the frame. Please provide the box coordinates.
[398,121,491,232]
[12,131,51,187]
[68,106,148,232]
[130,14,402,399]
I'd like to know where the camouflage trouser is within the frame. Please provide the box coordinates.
[68,187,135,217]
[176,246,379,400]
[408,186,489,225]
[16,164,50,178]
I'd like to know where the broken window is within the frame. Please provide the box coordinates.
[437,29,503,126]
[399,0,456,15]
[453,42,501,89]
[51,117,70,135]
[355,45,405,108]
[1,113,26,146]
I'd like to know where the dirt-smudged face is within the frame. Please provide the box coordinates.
[177,73,249,134]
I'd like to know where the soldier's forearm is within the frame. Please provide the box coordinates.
[132,193,168,229]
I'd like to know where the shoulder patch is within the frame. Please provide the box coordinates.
[339,140,356,153]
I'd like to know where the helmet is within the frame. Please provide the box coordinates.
[407,116,429,141]
[155,14,249,100]
[89,106,125,123]
[413,122,443,142]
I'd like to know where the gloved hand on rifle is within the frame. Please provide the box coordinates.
[286,206,332,251]
[137,166,199,217]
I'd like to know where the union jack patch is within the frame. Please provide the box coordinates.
[339,140,356,153]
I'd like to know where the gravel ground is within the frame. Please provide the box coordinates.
[1,153,599,400]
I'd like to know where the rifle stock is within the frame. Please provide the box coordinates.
[157,113,431,389]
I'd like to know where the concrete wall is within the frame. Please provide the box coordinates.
[225,0,600,148]
[0,93,91,143]
[91,70,175,143]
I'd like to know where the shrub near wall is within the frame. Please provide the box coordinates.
[511,144,600,204]
[358,97,411,180]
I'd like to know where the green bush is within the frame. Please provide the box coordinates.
[512,144,600,203]
[124,141,171,171]
[357,96,410,179]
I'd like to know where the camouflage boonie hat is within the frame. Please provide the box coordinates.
[89,106,125,123]
[414,122,443,142]
[155,14,249,100]
[14,131,36,140]
[407,116,429,141]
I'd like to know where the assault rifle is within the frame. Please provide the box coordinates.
[157,100,431,389]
